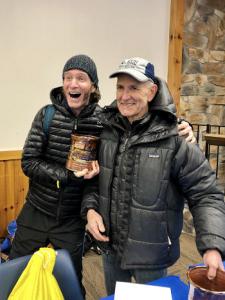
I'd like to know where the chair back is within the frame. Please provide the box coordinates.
[0,249,83,300]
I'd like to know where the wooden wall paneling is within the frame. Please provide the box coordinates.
[0,161,7,237]
[0,151,28,238]
[167,0,184,113]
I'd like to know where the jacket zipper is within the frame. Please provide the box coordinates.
[116,131,131,247]
[56,180,63,220]
[122,135,130,151]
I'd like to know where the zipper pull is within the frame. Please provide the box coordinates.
[74,119,78,131]
[121,132,131,152]
[56,180,60,189]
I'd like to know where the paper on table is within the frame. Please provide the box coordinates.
[114,281,172,300]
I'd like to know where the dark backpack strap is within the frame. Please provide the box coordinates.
[43,105,55,137]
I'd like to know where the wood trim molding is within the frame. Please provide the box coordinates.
[0,150,23,161]
[167,0,184,113]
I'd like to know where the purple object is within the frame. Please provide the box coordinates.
[0,220,17,252]
[0,238,11,251]
[7,220,17,237]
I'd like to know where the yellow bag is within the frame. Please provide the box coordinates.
[8,247,64,300]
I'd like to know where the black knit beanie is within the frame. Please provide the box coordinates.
[62,54,99,86]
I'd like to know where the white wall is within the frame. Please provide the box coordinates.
[0,0,170,150]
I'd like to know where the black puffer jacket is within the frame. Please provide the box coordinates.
[82,81,225,270]
[22,86,103,219]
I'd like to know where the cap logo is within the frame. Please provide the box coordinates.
[120,59,139,68]
[109,57,155,83]
[119,59,146,75]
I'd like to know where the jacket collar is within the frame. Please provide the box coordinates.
[106,110,178,145]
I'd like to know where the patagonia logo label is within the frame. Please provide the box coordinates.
[149,154,159,158]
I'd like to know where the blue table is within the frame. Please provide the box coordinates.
[100,275,189,300]
[101,262,225,300]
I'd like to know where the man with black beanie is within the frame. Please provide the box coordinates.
[9,54,102,296]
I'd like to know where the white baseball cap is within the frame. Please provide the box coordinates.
[109,57,156,83]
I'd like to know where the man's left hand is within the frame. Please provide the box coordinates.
[203,249,225,280]
[74,160,100,179]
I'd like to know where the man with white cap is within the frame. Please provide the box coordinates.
[83,57,225,295]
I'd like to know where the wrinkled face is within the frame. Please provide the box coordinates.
[116,74,157,123]
[63,69,95,115]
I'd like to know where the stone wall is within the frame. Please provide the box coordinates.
[181,0,225,127]
[181,0,225,235]
[181,0,225,179]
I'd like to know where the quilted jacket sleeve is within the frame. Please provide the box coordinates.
[81,175,99,219]
[172,137,225,258]
[21,107,70,185]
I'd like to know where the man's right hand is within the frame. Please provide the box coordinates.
[87,209,109,242]
[178,120,196,143]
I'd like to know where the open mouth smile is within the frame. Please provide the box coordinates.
[69,92,81,99]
